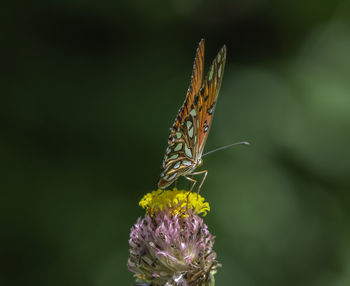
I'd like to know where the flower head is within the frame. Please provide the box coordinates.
[139,188,210,217]
[128,189,219,286]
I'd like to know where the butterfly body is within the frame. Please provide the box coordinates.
[158,39,226,192]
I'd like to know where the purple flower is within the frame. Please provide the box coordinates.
[127,190,220,286]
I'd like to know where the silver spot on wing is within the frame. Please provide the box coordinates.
[188,126,194,138]
[169,154,179,160]
[218,64,222,78]
[174,143,183,151]
[168,172,177,181]
[184,144,192,158]
[186,120,192,129]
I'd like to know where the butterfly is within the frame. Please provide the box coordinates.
[158,39,227,193]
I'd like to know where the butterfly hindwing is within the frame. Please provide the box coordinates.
[159,111,198,187]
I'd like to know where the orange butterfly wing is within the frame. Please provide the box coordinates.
[168,39,205,144]
[196,45,227,155]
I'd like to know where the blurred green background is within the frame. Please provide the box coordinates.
[2,0,350,285]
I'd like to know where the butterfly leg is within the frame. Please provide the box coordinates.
[184,175,197,192]
[188,170,208,196]
[184,176,197,208]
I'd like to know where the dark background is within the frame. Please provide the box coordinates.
[2,0,350,285]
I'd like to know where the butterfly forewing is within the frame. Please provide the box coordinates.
[168,39,205,144]
[196,45,226,155]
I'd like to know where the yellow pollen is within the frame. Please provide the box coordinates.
[139,188,210,217]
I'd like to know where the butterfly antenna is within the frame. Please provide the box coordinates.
[202,141,250,157]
